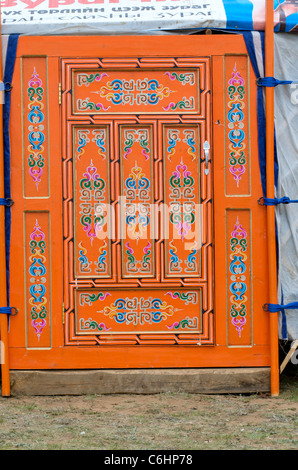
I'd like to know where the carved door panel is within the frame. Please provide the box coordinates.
[62,57,213,349]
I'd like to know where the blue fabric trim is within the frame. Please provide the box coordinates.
[260,196,298,206]
[0,307,13,315]
[257,77,297,87]
[3,34,19,305]
[264,302,298,312]
[280,289,288,340]
[0,198,13,206]
[243,32,267,197]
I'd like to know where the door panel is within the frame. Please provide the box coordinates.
[163,124,202,278]
[62,56,213,348]
[120,125,155,278]
[74,125,111,278]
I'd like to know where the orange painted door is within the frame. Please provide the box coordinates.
[62,56,212,348]
[8,35,270,369]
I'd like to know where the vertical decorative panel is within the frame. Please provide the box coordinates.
[163,125,201,277]
[25,212,51,348]
[226,210,252,346]
[225,56,250,196]
[120,126,155,278]
[22,58,49,198]
[74,126,111,278]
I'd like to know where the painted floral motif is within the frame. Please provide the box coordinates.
[166,316,199,330]
[79,292,111,306]
[76,130,90,159]
[78,241,92,273]
[27,68,45,189]
[124,129,150,160]
[165,291,198,305]
[186,245,198,273]
[77,72,109,86]
[183,130,196,161]
[78,239,108,275]
[167,129,197,162]
[79,160,106,245]
[163,97,195,111]
[227,65,246,187]
[79,318,111,332]
[229,217,248,337]
[164,71,195,86]
[96,240,108,273]
[29,220,47,340]
[92,129,107,160]
[76,129,107,160]
[125,241,151,274]
[167,129,180,161]
[168,240,182,272]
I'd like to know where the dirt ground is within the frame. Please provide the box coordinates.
[0,374,297,451]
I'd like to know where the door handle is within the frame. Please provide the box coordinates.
[203,140,210,175]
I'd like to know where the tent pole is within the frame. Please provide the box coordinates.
[0,7,10,397]
[265,0,279,397]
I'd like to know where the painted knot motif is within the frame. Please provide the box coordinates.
[29,219,47,340]
[227,65,246,187]
[77,75,173,110]
[169,160,195,241]
[27,68,45,189]
[124,161,151,240]
[229,217,248,337]
[79,160,106,245]
[98,297,176,326]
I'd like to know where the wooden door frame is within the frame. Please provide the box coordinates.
[8,34,270,369]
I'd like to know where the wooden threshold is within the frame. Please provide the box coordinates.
[6,368,270,396]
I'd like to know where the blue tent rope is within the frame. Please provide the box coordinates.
[263,302,298,312]
[258,196,298,206]
[257,77,298,87]
[0,307,18,316]
[0,198,14,207]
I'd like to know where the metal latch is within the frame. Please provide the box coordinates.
[203,140,210,175]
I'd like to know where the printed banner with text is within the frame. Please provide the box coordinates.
[1,0,298,35]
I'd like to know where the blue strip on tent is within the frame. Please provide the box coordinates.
[3,34,19,306]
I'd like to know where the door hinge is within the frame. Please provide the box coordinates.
[62,302,65,324]
[58,83,62,105]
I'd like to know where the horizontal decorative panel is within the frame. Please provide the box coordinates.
[73,69,199,114]
[75,288,202,335]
